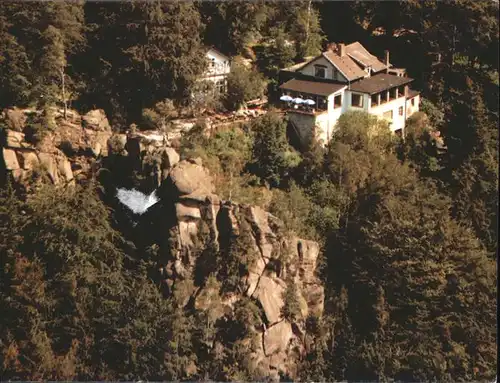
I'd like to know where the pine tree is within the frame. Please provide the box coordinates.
[33,2,85,116]
[0,12,31,107]
[450,79,498,253]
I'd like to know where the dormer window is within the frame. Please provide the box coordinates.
[314,65,327,78]
[210,58,215,67]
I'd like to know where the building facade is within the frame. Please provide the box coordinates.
[202,48,231,93]
[279,42,420,145]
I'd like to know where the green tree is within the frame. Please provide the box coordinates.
[34,1,85,117]
[397,111,445,177]
[78,1,207,123]
[141,98,177,138]
[443,76,498,253]
[420,98,444,128]
[290,0,325,60]
[225,62,267,111]
[188,80,223,117]
[180,126,264,204]
[249,112,301,188]
[324,111,392,196]
[323,151,497,381]
[0,12,31,107]
[200,1,270,55]
[281,282,302,323]
[269,182,315,239]
[255,28,296,98]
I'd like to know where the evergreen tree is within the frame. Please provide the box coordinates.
[0,12,31,107]
[79,0,206,123]
[200,1,270,55]
[290,0,324,59]
[249,112,301,188]
[449,80,498,253]
[321,119,497,381]
[33,1,85,116]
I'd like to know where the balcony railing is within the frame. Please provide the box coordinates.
[282,102,326,116]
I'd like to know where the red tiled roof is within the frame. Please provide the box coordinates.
[322,51,366,81]
[345,42,387,72]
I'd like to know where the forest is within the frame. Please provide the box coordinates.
[0,0,498,381]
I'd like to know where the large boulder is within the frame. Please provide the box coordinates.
[18,151,39,170]
[3,108,27,131]
[2,148,20,170]
[82,109,111,131]
[168,159,215,196]
[58,157,74,184]
[107,134,128,155]
[302,283,325,317]
[38,153,59,184]
[162,147,180,172]
[175,203,201,220]
[5,130,26,148]
[248,206,277,259]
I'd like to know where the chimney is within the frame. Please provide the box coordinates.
[339,43,346,57]
[385,50,390,72]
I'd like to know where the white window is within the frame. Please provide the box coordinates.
[314,65,327,78]
[216,79,225,93]
[383,110,393,120]
[398,106,404,116]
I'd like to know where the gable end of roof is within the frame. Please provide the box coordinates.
[321,52,351,81]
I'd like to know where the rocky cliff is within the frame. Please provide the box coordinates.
[0,107,324,380]
[0,107,113,189]
[148,157,325,379]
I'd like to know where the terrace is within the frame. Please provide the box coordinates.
[278,78,346,115]
[280,92,329,115]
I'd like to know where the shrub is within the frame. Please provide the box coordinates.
[269,182,316,239]
[141,99,177,132]
[281,282,302,323]
[225,62,267,110]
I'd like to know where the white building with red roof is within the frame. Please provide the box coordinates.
[279,42,420,145]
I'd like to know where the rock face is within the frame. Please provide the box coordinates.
[1,107,113,187]
[152,158,325,381]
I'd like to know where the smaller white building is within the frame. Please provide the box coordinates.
[201,47,231,93]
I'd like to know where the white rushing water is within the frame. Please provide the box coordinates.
[116,188,159,215]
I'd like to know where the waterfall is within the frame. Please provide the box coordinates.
[116,188,159,215]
